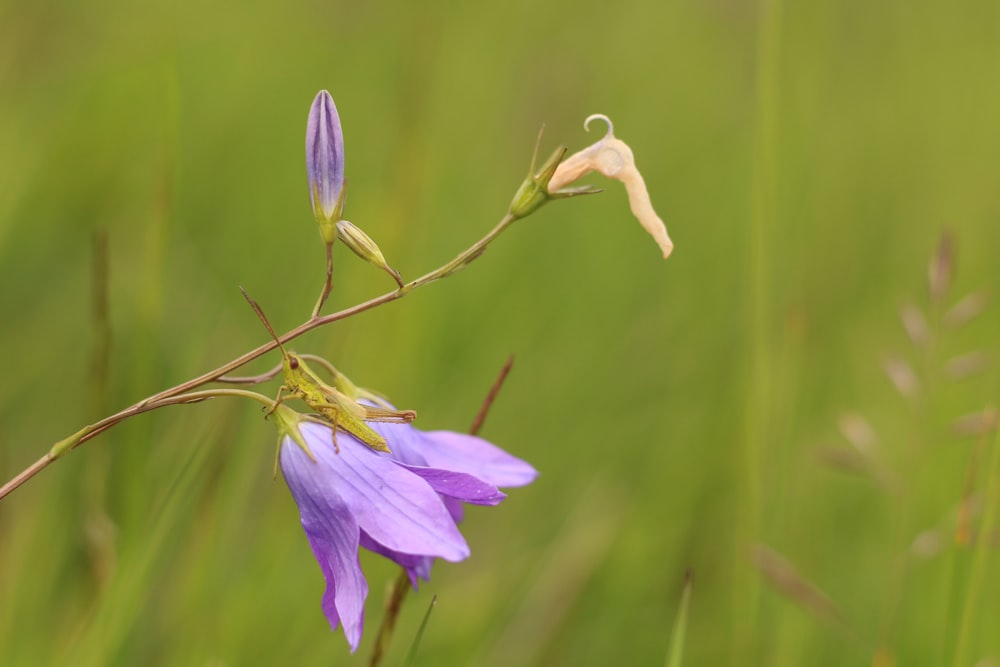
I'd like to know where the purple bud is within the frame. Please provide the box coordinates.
[306,90,345,223]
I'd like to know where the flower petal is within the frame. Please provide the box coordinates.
[397,464,507,506]
[295,423,469,561]
[365,419,430,467]
[420,431,539,488]
[442,495,465,524]
[367,420,538,489]
[279,438,368,651]
[359,532,434,586]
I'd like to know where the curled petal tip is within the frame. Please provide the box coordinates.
[583,113,614,136]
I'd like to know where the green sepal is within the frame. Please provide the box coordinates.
[508,145,567,219]
[271,403,317,462]
[550,184,603,199]
[313,180,348,243]
[318,219,338,246]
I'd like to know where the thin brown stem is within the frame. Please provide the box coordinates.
[216,362,284,385]
[0,212,518,502]
[470,355,515,436]
[0,389,268,500]
[0,456,53,500]
[369,569,412,667]
[311,242,335,317]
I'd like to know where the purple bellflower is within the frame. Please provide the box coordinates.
[278,417,537,652]
[305,90,346,228]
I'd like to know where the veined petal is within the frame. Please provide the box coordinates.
[420,431,539,488]
[442,495,465,524]
[398,464,507,506]
[365,419,429,467]
[367,417,538,489]
[359,533,434,586]
[279,436,368,651]
[292,423,469,561]
[306,90,345,221]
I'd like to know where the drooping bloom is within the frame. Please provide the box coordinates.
[305,90,346,225]
[549,114,674,258]
[277,416,536,652]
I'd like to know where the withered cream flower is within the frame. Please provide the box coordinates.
[549,115,673,258]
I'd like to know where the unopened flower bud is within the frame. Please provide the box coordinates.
[306,90,346,238]
[336,220,404,287]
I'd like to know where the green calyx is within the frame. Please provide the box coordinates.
[313,180,347,244]
[271,403,317,462]
[508,145,567,220]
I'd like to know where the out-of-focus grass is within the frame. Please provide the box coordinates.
[2,0,1000,665]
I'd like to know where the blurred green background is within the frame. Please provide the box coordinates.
[2,0,1000,664]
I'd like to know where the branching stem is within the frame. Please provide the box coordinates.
[0,212,518,502]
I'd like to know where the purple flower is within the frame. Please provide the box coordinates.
[305,90,345,223]
[279,419,536,652]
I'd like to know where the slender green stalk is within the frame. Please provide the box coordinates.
[950,420,1000,667]
[736,0,782,660]
[402,595,438,667]
[665,571,694,667]
[369,569,412,667]
[311,241,335,317]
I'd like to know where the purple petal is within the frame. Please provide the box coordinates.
[360,532,433,586]
[279,438,368,651]
[420,430,539,488]
[398,464,506,506]
[367,420,538,489]
[305,90,345,221]
[322,433,470,562]
[367,420,430,467]
[442,495,466,524]
[284,423,469,560]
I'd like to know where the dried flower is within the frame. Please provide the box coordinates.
[549,114,673,258]
[277,414,536,652]
[306,90,346,235]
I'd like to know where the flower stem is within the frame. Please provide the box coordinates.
[369,568,412,667]
[311,241,335,317]
[0,212,519,501]
[469,355,515,435]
